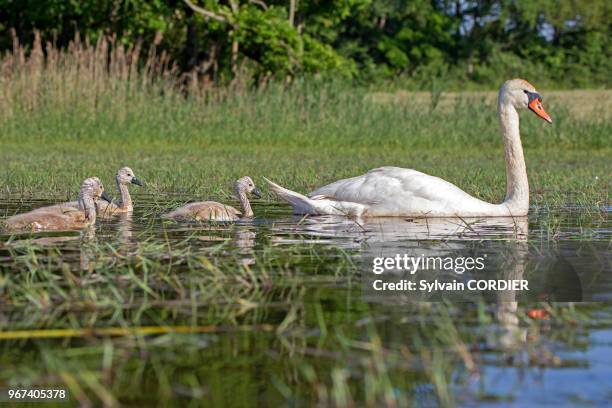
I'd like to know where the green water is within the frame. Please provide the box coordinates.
[0,197,610,406]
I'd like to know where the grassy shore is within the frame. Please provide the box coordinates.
[1,83,609,210]
[1,39,608,207]
[1,142,609,211]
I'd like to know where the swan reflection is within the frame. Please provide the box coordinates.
[271,215,528,247]
[165,221,258,266]
[79,225,98,271]
[115,212,134,244]
[271,215,530,350]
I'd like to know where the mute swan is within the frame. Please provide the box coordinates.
[97,166,143,215]
[162,176,261,222]
[3,177,112,232]
[266,78,552,217]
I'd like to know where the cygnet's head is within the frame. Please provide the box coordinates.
[80,177,112,203]
[116,166,144,186]
[234,176,261,198]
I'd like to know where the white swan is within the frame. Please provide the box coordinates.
[266,78,552,217]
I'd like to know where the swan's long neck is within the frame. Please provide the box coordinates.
[117,178,133,209]
[498,100,529,212]
[235,187,253,218]
[78,193,97,223]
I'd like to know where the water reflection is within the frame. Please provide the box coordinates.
[495,241,528,350]
[79,226,98,271]
[0,199,611,405]
[270,215,528,247]
[234,227,257,266]
[161,221,258,266]
[115,212,134,246]
[0,199,610,304]
[267,215,529,349]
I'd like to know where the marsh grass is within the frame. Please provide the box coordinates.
[0,35,609,211]
[1,210,609,405]
[1,33,608,148]
[0,34,610,406]
[0,233,600,406]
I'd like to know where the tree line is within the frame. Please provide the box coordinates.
[1,0,609,88]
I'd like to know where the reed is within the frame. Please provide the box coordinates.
[0,234,600,405]
[0,33,609,407]
[0,33,609,149]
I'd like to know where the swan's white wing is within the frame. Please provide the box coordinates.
[264,178,367,216]
[309,166,493,216]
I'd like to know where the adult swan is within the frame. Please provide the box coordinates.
[266,78,552,217]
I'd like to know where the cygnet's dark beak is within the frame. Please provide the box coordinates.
[131,177,144,186]
[251,187,262,198]
[101,191,113,203]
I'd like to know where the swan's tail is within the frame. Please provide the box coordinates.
[264,178,367,217]
[264,178,319,214]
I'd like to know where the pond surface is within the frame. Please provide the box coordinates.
[0,196,610,406]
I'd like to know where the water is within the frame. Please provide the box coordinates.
[0,196,610,406]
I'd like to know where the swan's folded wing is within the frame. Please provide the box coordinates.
[309,167,430,203]
[308,166,485,216]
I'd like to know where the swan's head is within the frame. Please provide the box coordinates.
[500,79,552,123]
[234,176,262,198]
[80,177,112,203]
[117,167,144,186]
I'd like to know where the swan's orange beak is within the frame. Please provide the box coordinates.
[528,98,552,123]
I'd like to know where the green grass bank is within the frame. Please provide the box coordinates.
[1,81,609,210]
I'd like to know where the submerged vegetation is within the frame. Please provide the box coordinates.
[0,207,610,405]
